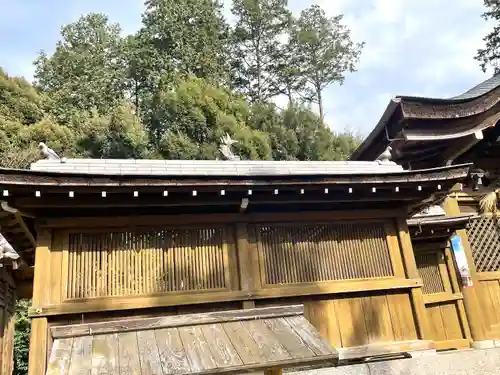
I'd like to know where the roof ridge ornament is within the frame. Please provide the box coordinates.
[219,133,241,161]
[38,142,67,163]
[376,146,395,165]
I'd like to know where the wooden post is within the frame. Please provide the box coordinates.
[396,218,432,340]
[28,228,52,375]
[264,368,283,375]
[236,224,258,309]
[442,197,489,344]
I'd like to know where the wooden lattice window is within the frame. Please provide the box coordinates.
[415,252,445,294]
[66,227,229,299]
[256,222,394,285]
[467,216,500,272]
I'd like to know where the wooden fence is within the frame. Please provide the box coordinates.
[27,211,435,375]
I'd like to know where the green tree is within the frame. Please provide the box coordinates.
[33,13,126,122]
[13,300,31,375]
[139,0,230,85]
[230,0,292,102]
[476,0,500,74]
[291,5,363,120]
[144,75,273,160]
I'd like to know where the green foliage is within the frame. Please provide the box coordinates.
[13,300,31,375]
[34,13,126,120]
[476,0,500,74]
[140,0,230,84]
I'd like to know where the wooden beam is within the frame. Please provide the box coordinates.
[51,305,304,339]
[13,213,36,248]
[28,278,422,318]
[39,209,406,229]
[16,193,426,209]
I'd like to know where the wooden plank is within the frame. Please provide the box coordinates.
[440,304,464,340]
[369,295,395,342]
[51,305,304,339]
[222,321,261,364]
[200,324,243,368]
[477,271,500,281]
[386,293,418,341]
[61,232,70,301]
[28,317,48,375]
[285,316,336,357]
[117,332,141,375]
[385,222,406,278]
[49,231,63,305]
[68,336,92,375]
[91,333,119,375]
[46,338,73,375]
[28,228,52,375]
[177,326,217,372]
[337,340,435,360]
[137,330,163,375]
[433,338,470,351]
[423,293,463,305]
[332,298,355,347]
[155,328,191,375]
[246,320,291,362]
[36,278,423,319]
[397,218,432,339]
[427,305,446,341]
[263,318,315,358]
[304,300,341,348]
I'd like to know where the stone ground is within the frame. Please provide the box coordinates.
[280,347,500,375]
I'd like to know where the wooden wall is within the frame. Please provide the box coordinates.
[28,210,433,374]
[0,268,16,375]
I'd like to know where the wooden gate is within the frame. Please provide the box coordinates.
[414,241,471,350]
[467,215,500,339]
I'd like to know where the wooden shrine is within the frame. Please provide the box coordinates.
[0,154,471,375]
[351,74,500,348]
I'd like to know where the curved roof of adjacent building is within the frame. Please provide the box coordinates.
[350,74,500,163]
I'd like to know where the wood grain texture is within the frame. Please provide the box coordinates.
[47,306,338,375]
[117,332,141,375]
[51,305,304,339]
[34,278,422,318]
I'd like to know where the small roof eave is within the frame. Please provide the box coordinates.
[407,214,479,227]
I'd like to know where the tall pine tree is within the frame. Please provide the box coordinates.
[230,0,292,103]
[291,5,363,121]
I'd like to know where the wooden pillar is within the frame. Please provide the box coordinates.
[396,218,432,340]
[236,224,259,309]
[28,228,52,375]
[442,197,489,343]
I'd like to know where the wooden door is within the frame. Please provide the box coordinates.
[414,242,471,350]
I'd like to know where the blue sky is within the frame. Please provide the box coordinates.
[0,0,495,135]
